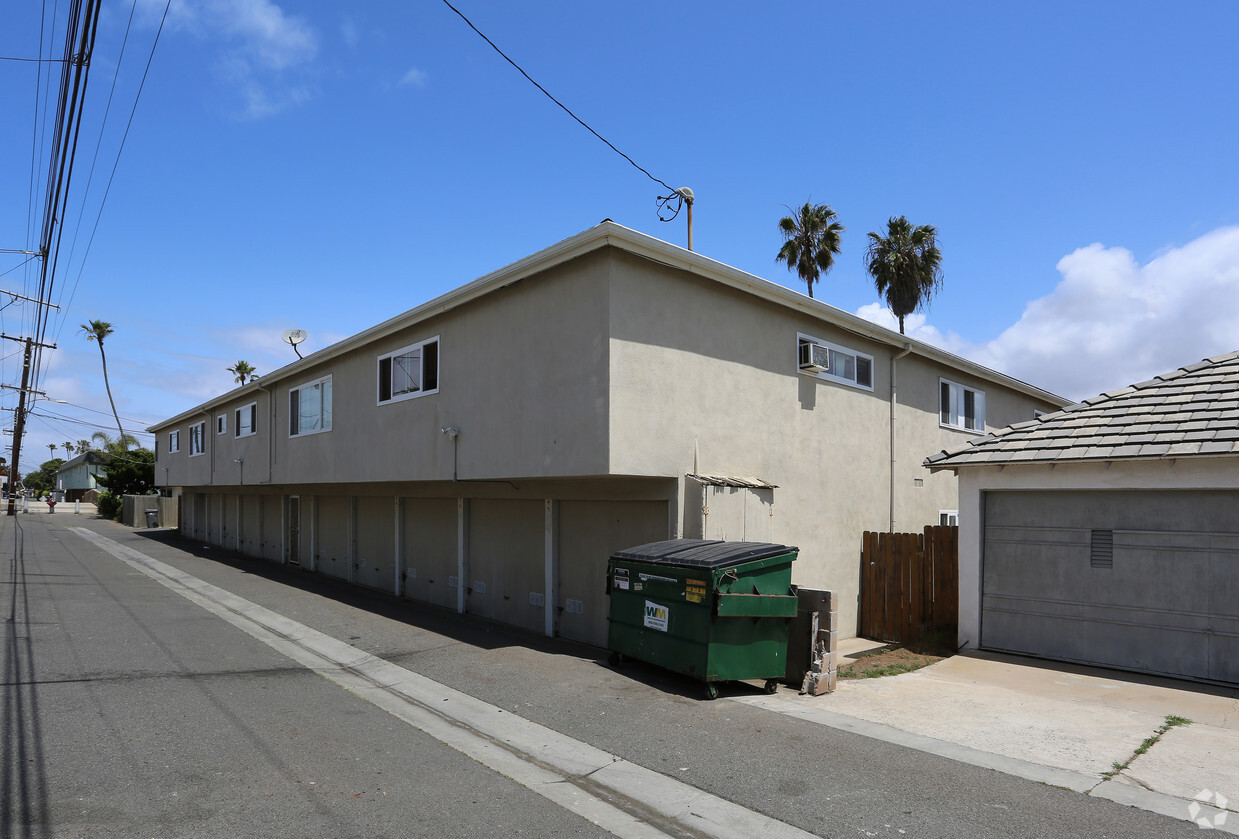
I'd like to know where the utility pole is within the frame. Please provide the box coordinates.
[4,335,56,517]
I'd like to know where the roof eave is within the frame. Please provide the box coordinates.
[150,221,1070,430]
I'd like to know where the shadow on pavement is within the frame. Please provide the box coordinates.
[1,516,53,839]
[125,526,754,703]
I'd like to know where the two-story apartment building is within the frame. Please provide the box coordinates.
[150,222,1068,647]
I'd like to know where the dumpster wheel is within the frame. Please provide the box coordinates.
[704,683,719,700]
[763,679,779,695]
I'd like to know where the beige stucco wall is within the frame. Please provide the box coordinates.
[952,457,1239,652]
[605,252,1056,634]
[159,244,1061,642]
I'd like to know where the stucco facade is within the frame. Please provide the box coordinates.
[151,222,1066,646]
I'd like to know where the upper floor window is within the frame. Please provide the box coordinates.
[941,378,985,432]
[378,337,439,404]
[216,414,227,435]
[168,430,180,453]
[290,375,332,436]
[235,402,257,438]
[797,334,873,390]
[189,421,206,456]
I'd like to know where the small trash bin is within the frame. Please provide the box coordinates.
[144,509,159,527]
[606,539,799,699]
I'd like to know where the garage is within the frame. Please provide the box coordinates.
[926,351,1239,688]
[982,489,1239,684]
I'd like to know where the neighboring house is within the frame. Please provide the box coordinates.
[149,222,1066,648]
[56,451,107,501]
[926,351,1239,687]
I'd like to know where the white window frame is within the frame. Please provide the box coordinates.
[217,414,227,435]
[377,336,439,405]
[168,430,180,453]
[289,375,332,437]
[939,510,959,526]
[235,402,258,438]
[188,421,206,456]
[796,333,874,391]
[940,378,986,432]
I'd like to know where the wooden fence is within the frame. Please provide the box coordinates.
[858,525,958,644]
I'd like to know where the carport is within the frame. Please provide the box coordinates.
[926,352,1239,687]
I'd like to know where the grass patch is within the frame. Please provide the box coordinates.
[838,631,956,680]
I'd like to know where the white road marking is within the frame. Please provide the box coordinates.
[72,528,819,839]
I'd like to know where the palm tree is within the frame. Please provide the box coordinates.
[63,441,75,458]
[76,439,91,454]
[81,320,126,450]
[864,216,944,334]
[91,431,138,455]
[227,360,258,386]
[47,443,56,459]
[775,202,844,299]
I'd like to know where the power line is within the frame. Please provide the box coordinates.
[59,0,141,298]
[53,0,173,337]
[440,0,675,194]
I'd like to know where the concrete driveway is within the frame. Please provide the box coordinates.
[737,649,1239,832]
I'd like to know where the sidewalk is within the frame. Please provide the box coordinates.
[737,646,1239,832]
[13,500,98,515]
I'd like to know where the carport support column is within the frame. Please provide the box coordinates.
[308,495,318,573]
[393,496,405,597]
[348,496,358,584]
[235,496,242,553]
[544,499,559,638]
[456,497,469,615]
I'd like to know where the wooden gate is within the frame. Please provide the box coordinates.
[859,525,958,643]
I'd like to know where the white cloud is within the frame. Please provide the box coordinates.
[970,227,1239,401]
[400,67,428,88]
[140,0,318,118]
[341,18,360,49]
[855,227,1239,403]
[853,304,969,355]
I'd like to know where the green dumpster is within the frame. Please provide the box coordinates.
[606,539,799,699]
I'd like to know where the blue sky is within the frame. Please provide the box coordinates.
[2,1,1238,474]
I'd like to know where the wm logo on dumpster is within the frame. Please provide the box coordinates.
[643,600,669,632]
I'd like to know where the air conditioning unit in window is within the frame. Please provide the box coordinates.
[798,341,829,373]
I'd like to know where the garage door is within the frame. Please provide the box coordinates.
[982,490,1239,685]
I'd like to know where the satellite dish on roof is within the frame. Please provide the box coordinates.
[282,328,307,359]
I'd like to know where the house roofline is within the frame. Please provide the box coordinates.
[149,221,1069,431]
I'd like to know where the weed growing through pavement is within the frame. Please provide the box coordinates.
[1100,715,1193,780]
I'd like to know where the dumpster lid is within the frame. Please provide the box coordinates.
[610,539,798,569]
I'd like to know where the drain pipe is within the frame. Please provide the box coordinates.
[255,383,274,484]
[890,343,913,532]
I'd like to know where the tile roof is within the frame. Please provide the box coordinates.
[924,352,1239,470]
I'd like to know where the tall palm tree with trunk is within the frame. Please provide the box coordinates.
[47,443,56,459]
[81,320,126,450]
[864,216,944,334]
[776,202,844,299]
[63,441,74,458]
[227,360,258,386]
[76,439,91,454]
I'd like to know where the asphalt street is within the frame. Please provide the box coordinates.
[2,511,1209,838]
